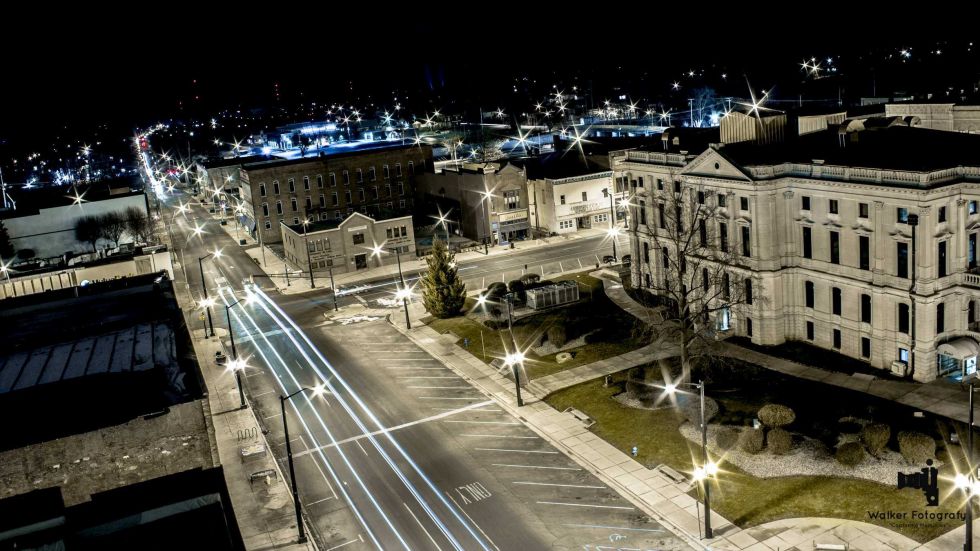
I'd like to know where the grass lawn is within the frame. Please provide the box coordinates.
[545,379,967,543]
[426,272,647,380]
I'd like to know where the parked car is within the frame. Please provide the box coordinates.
[336,283,369,297]
[621,254,632,267]
[602,255,616,264]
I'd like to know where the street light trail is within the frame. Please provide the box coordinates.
[251,287,493,551]
[249,292,478,551]
[218,288,395,550]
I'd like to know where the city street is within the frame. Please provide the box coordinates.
[164,192,687,550]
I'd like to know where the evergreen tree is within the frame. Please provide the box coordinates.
[421,238,466,318]
[0,219,13,259]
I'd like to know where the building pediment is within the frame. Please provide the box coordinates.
[681,148,752,182]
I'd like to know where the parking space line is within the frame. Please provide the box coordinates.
[513,481,606,489]
[562,523,664,533]
[325,538,362,551]
[474,448,558,454]
[251,389,277,398]
[445,420,521,425]
[491,464,581,471]
[402,502,442,551]
[459,433,538,439]
[537,501,634,510]
[307,496,334,506]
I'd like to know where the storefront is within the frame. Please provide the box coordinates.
[937,338,980,380]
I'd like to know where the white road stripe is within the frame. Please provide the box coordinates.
[408,386,471,389]
[537,501,633,510]
[325,538,362,551]
[491,464,581,471]
[308,496,334,506]
[474,448,558,454]
[403,502,442,551]
[445,420,520,425]
[459,434,538,439]
[446,493,500,551]
[562,523,664,533]
[513,481,606,489]
[418,396,481,400]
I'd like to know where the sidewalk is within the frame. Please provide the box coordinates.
[391,285,980,550]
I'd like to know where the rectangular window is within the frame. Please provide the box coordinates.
[356,169,363,183]
[833,329,842,349]
[331,192,338,206]
[699,220,707,246]
[656,178,664,191]
[829,199,838,214]
[274,181,280,195]
[408,161,414,176]
[938,240,947,278]
[897,242,909,278]
[939,206,947,223]
[698,191,705,204]
[639,201,647,226]
[288,178,296,192]
[897,207,909,223]
[659,203,666,229]
[330,173,337,187]
[383,165,390,180]
[830,231,840,264]
[674,181,681,193]
[745,278,753,305]
[805,281,814,308]
[746,318,753,337]
[802,196,810,210]
[859,203,869,218]
[317,175,324,189]
[898,303,910,334]
[259,183,267,197]
[832,287,842,316]
[741,225,751,257]
[971,201,978,215]
[319,194,325,208]
[740,196,749,211]
[899,348,909,363]
[396,163,402,177]
[859,235,870,270]
[717,194,726,208]
[303,176,310,191]
[582,191,587,202]
[861,294,872,323]
[305,197,312,209]
[719,222,728,252]
[806,321,815,340]
[802,227,812,259]
[676,206,683,232]
[345,190,352,204]
[352,233,365,245]
[343,170,350,185]
[937,303,945,334]
[861,337,871,358]
[560,195,566,205]
[369,167,376,182]
[637,177,644,188]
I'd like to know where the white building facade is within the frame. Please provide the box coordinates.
[280,212,415,276]
[528,170,630,235]
[614,136,980,383]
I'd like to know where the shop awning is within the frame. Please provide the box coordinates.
[938,338,980,360]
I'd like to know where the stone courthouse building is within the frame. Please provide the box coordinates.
[614,112,980,382]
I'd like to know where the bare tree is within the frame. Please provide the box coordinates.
[642,185,761,380]
[98,212,126,249]
[124,206,153,244]
[74,215,102,253]
[690,87,717,128]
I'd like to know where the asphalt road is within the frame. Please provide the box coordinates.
[161,189,687,550]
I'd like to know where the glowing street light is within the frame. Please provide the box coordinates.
[395,286,413,329]
[664,380,716,539]
[503,350,525,407]
[198,249,222,337]
[606,226,621,262]
[280,384,328,544]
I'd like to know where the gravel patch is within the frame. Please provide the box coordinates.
[677,422,937,485]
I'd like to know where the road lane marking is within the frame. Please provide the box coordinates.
[354,439,369,456]
[417,396,481,400]
[403,502,442,551]
[252,389,276,398]
[474,448,558,454]
[325,538,362,551]
[408,386,471,390]
[562,523,664,533]
[491,464,581,471]
[295,400,495,457]
[308,496,334,506]
[459,434,538,439]
[513,482,606,489]
[444,420,520,425]
[537,501,634,510]
[446,493,500,551]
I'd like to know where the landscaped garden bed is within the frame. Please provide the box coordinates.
[544,356,973,542]
[425,271,647,380]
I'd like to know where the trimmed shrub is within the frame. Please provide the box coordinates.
[547,325,568,347]
[715,427,739,451]
[678,395,719,424]
[487,282,507,294]
[508,280,526,302]
[737,428,765,454]
[767,428,792,455]
[836,442,866,466]
[860,423,891,457]
[758,404,796,428]
[898,431,936,464]
[519,273,540,286]
[489,306,502,320]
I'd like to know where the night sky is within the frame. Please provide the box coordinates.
[1,8,976,156]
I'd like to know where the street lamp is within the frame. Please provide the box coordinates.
[664,380,715,539]
[396,287,413,330]
[960,382,980,551]
[224,294,254,409]
[280,384,327,544]
[606,226,621,262]
[0,260,11,284]
[504,351,525,407]
[198,248,222,337]
[302,219,315,289]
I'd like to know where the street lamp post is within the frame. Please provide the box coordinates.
[665,380,715,539]
[198,249,221,337]
[302,220,315,289]
[328,265,338,312]
[280,384,325,545]
[224,297,251,409]
[504,351,525,407]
